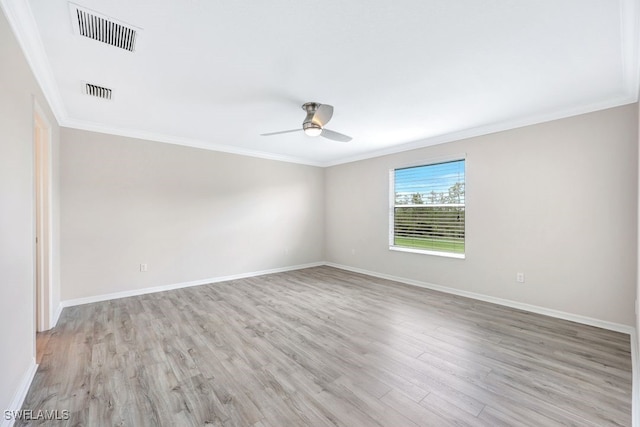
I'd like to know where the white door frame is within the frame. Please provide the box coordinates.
[34,101,53,332]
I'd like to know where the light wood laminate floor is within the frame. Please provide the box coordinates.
[21,266,631,426]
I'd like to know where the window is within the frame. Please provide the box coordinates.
[390,158,465,258]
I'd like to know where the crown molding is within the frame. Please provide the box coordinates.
[60,118,325,167]
[322,94,638,167]
[3,0,639,168]
[621,0,640,99]
[61,92,640,169]
[0,0,68,124]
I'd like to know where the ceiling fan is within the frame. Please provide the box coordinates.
[261,102,352,142]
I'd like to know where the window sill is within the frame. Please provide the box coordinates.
[389,245,466,259]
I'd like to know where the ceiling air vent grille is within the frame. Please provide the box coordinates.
[71,4,140,52]
[84,83,112,100]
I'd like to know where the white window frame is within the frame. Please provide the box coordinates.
[389,154,466,259]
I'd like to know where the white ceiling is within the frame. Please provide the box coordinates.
[3,0,639,166]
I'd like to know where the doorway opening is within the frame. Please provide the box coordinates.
[34,102,52,358]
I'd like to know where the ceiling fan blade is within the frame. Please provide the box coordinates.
[260,129,302,136]
[321,128,352,142]
[312,104,334,126]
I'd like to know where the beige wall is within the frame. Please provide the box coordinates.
[326,104,638,326]
[0,7,60,415]
[60,129,324,300]
[2,0,639,407]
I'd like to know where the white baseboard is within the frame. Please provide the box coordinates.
[51,303,63,328]
[59,260,635,335]
[37,261,640,425]
[1,358,38,427]
[325,262,635,335]
[327,262,640,425]
[59,262,325,309]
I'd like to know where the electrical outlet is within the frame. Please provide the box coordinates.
[516,272,525,283]
[140,263,148,272]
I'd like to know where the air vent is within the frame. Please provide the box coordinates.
[70,3,141,52]
[84,83,112,100]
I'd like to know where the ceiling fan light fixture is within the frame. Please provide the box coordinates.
[303,123,322,137]
[261,103,352,142]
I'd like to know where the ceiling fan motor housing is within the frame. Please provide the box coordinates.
[302,102,321,125]
[302,102,323,136]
